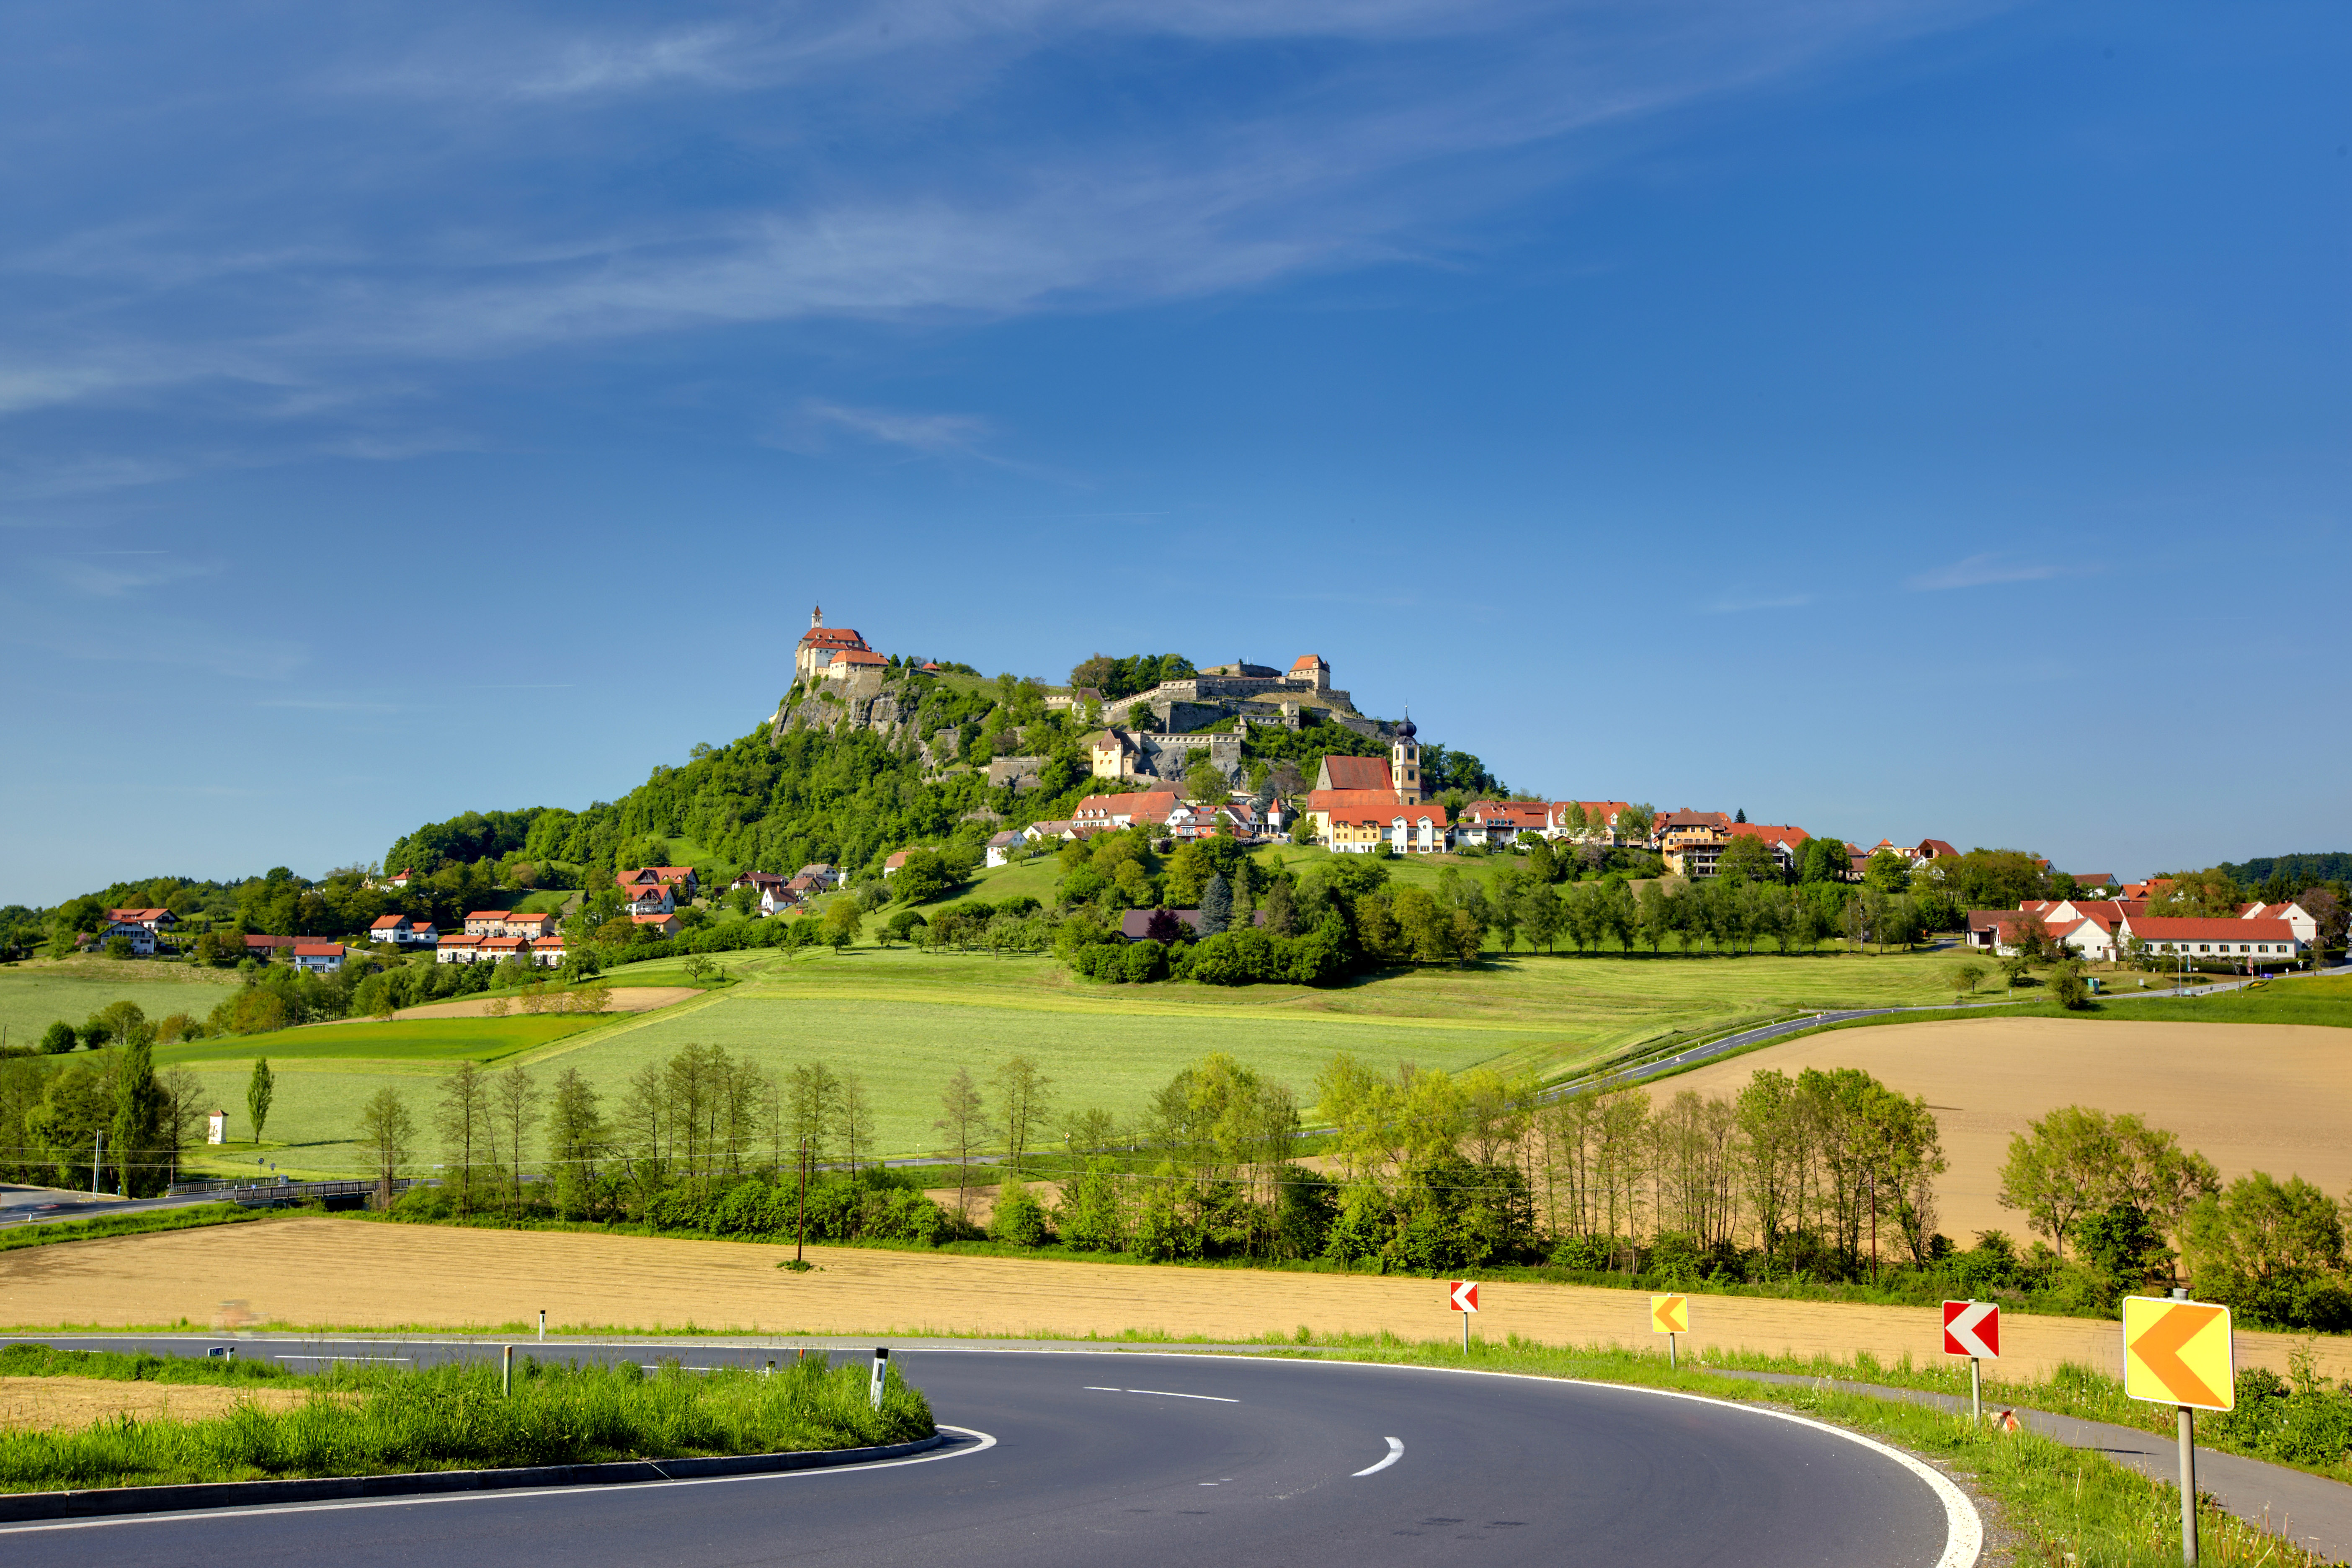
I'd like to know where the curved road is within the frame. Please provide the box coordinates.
[0,1338,1972,1567]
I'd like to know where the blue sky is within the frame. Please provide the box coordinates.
[3,1,2344,903]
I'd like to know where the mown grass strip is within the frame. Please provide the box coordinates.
[0,1348,932,1493]
[0,1204,273,1255]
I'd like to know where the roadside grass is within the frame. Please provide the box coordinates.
[1250,1335,2326,1568]
[0,1347,932,1492]
[0,1204,274,1255]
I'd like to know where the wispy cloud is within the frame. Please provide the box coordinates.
[1904,554,2066,592]
[43,552,219,597]
[793,399,995,458]
[1705,592,1811,614]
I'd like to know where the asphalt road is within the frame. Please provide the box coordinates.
[0,1337,1973,1567]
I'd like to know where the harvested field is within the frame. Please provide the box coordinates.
[0,1376,315,1432]
[5,1217,2347,1387]
[1658,1017,2352,1244]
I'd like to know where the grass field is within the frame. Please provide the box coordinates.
[138,939,1978,1176]
[0,959,243,1047]
[2092,973,2352,1027]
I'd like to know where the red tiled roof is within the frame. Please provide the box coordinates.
[466,910,511,921]
[629,912,678,926]
[1290,655,1325,670]
[1914,839,1958,859]
[1074,791,1179,822]
[1464,801,1548,828]
[369,915,406,929]
[480,936,528,951]
[830,648,887,666]
[1728,822,1810,848]
[439,934,483,947]
[1326,801,1452,828]
[291,943,344,957]
[2128,917,2298,942]
[800,627,865,647]
[243,934,296,949]
[1319,756,1392,792]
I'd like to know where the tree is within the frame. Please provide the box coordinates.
[1944,960,1986,1000]
[356,1087,416,1202]
[246,1058,276,1143]
[544,1066,605,1219]
[39,1021,74,1055]
[839,1070,877,1175]
[995,1055,1053,1175]
[1184,761,1230,804]
[934,1067,992,1219]
[110,1034,168,1197]
[1999,1106,2122,1259]
[787,1061,842,1167]
[158,1066,206,1186]
[1716,834,1778,886]
[1863,850,1911,895]
[491,1065,542,1214]
[2049,959,2091,1010]
[1198,873,1232,937]
[437,1060,491,1214]
[823,897,865,951]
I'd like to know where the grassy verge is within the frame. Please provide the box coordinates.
[0,1346,932,1493]
[0,1203,278,1254]
[1247,1334,2326,1568]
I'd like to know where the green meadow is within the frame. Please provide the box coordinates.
[0,959,244,1048]
[137,939,1978,1179]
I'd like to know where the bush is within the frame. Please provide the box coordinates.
[2049,961,2091,1010]
[39,1021,75,1055]
[989,1181,1051,1248]
[1117,940,1168,984]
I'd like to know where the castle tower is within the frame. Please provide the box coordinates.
[1391,709,1422,801]
[810,605,823,629]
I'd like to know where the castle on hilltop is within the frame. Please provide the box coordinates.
[794,606,887,684]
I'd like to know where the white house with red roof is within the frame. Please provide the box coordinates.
[367,914,439,946]
[622,884,675,916]
[291,942,346,974]
[98,908,176,954]
[631,911,682,939]
[618,866,700,900]
[1907,839,1959,868]
[1458,800,1550,848]
[1726,822,1812,874]
[506,912,557,942]
[1322,797,1451,855]
[2240,901,2321,945]
[1074,791,1180,832]
[463,909,513,936]
[2120,914,2303,968]
[436,934,485,964]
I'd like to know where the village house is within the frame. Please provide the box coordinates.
[631,911,682,939]
[506,911,557,942]
[290,942,346,974]
[759,885,803,916]
[985,830,1023,868]
[477,935,531,965]
[730,870,787,899]
[1320,796,1452,855]
[618,866,700,900]
[436,934,484,963]
[1021,819,1079,844]
[622,884,675,916]
[95,907,176,954]
[1457,801,1549,848]
[2240,900,2322,946]
[883,848,924,877]
[1073,791,1180,833]
[367,914,440,946]
[242,934,297,961]
[387,868,416,888]
[2120,914,2304,968]
[1727,822,1812,874]
[1547,801,1633,843]
[796,864,843,889]
[463,910,513,936]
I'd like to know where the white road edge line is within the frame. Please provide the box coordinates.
[1122,1389,1238,1403]
[1352,1437,1404,1477]
[0,1426,1000,1536]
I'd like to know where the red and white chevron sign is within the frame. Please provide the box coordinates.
[1942,1300,1999,1359]
[1448,1280,1479,1313]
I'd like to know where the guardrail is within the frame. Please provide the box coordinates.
[166,1177,421,1204]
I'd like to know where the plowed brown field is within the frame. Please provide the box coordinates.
[1661,1017,2352,1244]
[6,1217,2347,1388]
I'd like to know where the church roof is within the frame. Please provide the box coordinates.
[1318,755,1391,792]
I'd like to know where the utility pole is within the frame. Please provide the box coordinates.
[92,1131,104,1196]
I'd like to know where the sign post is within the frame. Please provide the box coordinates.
[869,1346,890,1411]
[1448,1280,1478,1352]
[2123,1291,2235,1567]
[1651,1294,1688,1369]
[1942,1300,2001,1424]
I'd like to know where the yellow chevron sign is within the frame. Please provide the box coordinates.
[2122,1296,2233,1411]
[1651,1294,1688,1335]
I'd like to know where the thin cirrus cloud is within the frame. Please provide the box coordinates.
[1904,554,2067,592]
[0,0,2007,433]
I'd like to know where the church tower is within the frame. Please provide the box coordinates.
[1390,710,1422,801]
[810,604,823,629]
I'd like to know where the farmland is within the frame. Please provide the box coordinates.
[0,959,242,1047]
[155,941,1977,1177]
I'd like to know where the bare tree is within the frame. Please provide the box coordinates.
[934,1068,991,1219]
[993,1055,1053,1176]
[787,1063,842,1169]
[437,1062,490,1215]
[158,1066,207,1187]
[356,1087,416,1208]
[491,1065,543,1215]
[838,1071,877,1177]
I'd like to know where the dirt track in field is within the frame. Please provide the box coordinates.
[374,987,701,1021]
[0,1376,318,1432]
[5,1217,2347,1388]
[1658,1017,2352,1245]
